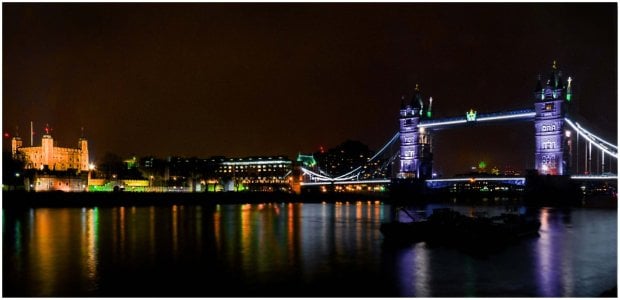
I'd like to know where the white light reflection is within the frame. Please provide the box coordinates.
[397,243,431,297]
[535,208,556,296]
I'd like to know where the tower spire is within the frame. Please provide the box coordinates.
[411,83,423,110]
[44,123,53,136]
[547,60,559,89]
[427,97,433,118]
[535,74,542,92]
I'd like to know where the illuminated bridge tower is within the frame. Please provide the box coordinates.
[534,61,571,175]
[399,85,433,179]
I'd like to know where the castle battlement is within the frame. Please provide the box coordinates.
[12,132,89,172]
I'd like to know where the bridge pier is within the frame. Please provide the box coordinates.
[389,177,428,202]
[524,173,581,205]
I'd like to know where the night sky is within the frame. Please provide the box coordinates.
[3,3,617,176]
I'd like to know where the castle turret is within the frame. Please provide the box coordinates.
[79,136,89,172]
[42,134,54,169]
[11,136,22,159]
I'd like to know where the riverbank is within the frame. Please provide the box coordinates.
[1,191,388,208]
[2,191,615,209]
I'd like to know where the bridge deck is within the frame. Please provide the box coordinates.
[419,108,535,129]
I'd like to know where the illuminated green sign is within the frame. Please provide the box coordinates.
[466,109,477,121]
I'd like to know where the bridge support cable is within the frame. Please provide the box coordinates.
[565,118,617,150]
[300,167,333,181]
[564,118,617,159]
[300,167,360,182]
[333,166,362,180]
[602,151,605,174]
[304,131,401,183]
[317,168,334,178]
[368,132,400,161]
[379,152,400,172]
[576,130,579,174]
[589,141,592,174]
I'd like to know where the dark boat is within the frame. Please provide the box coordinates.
[379,207,430,244]
[380,208,541,250]
[379,221,429,244]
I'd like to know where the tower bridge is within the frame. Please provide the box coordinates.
[300,62,616,193]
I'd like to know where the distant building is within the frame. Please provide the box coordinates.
[12,129,89,172]
[313,140,373,177]
[215,156,292,191]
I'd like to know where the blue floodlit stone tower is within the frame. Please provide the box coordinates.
[534,61,572,175]
[399,85,433,179]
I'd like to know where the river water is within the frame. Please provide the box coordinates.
[2,201,617,297]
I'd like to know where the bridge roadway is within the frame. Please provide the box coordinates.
[418,108,535,129]
[300,175,618,189]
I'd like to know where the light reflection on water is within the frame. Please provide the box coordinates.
[537,207,557,296]
[2,201,616,297]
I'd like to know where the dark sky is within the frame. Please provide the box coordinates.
[3,3,617,176]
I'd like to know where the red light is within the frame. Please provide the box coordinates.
[3,133,9,138]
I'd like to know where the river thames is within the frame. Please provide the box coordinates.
[3,200,617,297]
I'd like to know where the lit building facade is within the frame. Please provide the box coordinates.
[534,61,571,175]
[28,173,88,192]
[215,156,292,191]
[12,132,89,172]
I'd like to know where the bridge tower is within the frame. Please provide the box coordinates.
[399,85,433,179]
[534,61,570,175]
